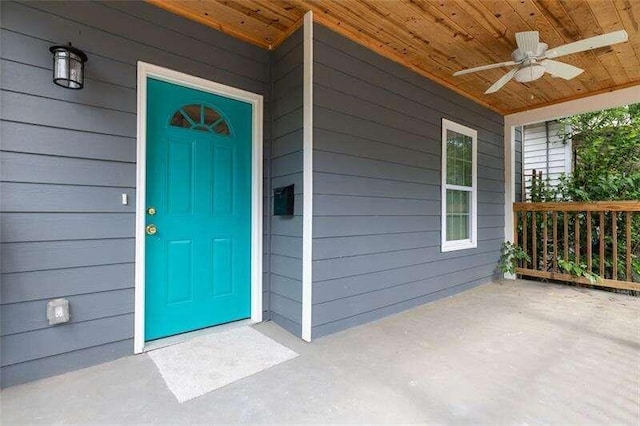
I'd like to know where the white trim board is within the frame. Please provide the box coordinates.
[505,84,640,127]
[503,124,516,280]
[134,62,264,354]
[301,11,314,343]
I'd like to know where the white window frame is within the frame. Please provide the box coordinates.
[441,118,478,252]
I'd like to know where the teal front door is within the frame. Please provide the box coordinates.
[145,78,252,341]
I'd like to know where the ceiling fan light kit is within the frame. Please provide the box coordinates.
[514,64,546,83]
[453,30,629,94]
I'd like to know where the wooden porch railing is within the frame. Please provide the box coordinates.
[513,201,640,292]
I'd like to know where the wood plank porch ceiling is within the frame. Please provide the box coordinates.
[147,0,640,115]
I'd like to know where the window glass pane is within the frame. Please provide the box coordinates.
[203,106,222,126]
[446,129,472,186]
[169,104,230,136]
[213,120,230,136]
[182,104,201,125]
[446,130,457,184]
[447,214,469,241]
[462,161,470,187]
[446,189,469,214]
[170,111,190,128]
[446,189,470,241]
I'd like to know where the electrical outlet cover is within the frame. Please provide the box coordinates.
[47,298,70,325]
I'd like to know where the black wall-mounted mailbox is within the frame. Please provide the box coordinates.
[273,184,294,216]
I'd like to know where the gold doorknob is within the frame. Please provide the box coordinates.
[147,206,156,215]
[146,224,157,235]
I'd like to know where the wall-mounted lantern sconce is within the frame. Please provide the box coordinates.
[49,43,88,89]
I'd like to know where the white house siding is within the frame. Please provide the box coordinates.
[522,121,572,199]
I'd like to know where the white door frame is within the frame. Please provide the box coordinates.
[134,61,264,354]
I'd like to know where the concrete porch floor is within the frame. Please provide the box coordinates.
[2,280,639,424]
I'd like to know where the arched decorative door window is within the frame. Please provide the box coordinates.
[169,103,231,136]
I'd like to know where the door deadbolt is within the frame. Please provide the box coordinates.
[147,207,156,215]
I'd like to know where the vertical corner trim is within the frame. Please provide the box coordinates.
[301,11,314,342]
[503,124,516,280]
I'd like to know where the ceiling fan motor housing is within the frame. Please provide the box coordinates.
[512,42,548,62]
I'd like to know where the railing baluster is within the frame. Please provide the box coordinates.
[612,211,618,281]
[586,211,592,274]
[513,211,518,246]
[542,211,548,272]
[552,211,558,272]
[523,211,528,268]
[532,211,537,269]
[563,212,569,261]
[513,211,519,268]
[600,211,605,277]
[626,211,632,281]
[575,212,581,266]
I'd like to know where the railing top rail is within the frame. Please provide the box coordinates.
[513,201,640,212]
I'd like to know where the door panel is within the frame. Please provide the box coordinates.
[167,139,194,214]
[211,238,233,297]
[212,145,234,215]
[166,240,193,304]
[145,78,252,341]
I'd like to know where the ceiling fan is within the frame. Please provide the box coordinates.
[453,30,629,94]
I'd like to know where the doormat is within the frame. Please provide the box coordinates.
[148,326,298,403]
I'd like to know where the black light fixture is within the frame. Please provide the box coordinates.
[49,43,88,89]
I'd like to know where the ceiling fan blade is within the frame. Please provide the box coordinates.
[453,60,518,76]
[545,30,628,59]
[540,59,584,80]
[485,69,518,94]
[515,31,540,56]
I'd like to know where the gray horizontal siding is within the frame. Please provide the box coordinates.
[311,23,504,338]
[269,27,303,336]
[2,239,135,273]
[515,126,523,202]
[2,58,136,113]
[314,227,501,260]
[1,314,134,367]
[0,0,270,387]
[313,276,492,338]
[1,121,135,162]
[1,152,135,188]
[272,129,303,158]
[315,172,504,201]
[271,235,302,259]
[2,288,134,336]
[0,339,132,389]
[314,198,506,217]
[1,264,134,305]
[1,213,134,242]
[313,246,502,293]
[1,90,136,136]
[1,27,134,88]
[2,183,136,213]
[313,256,500,317]
[312,34,502,133]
